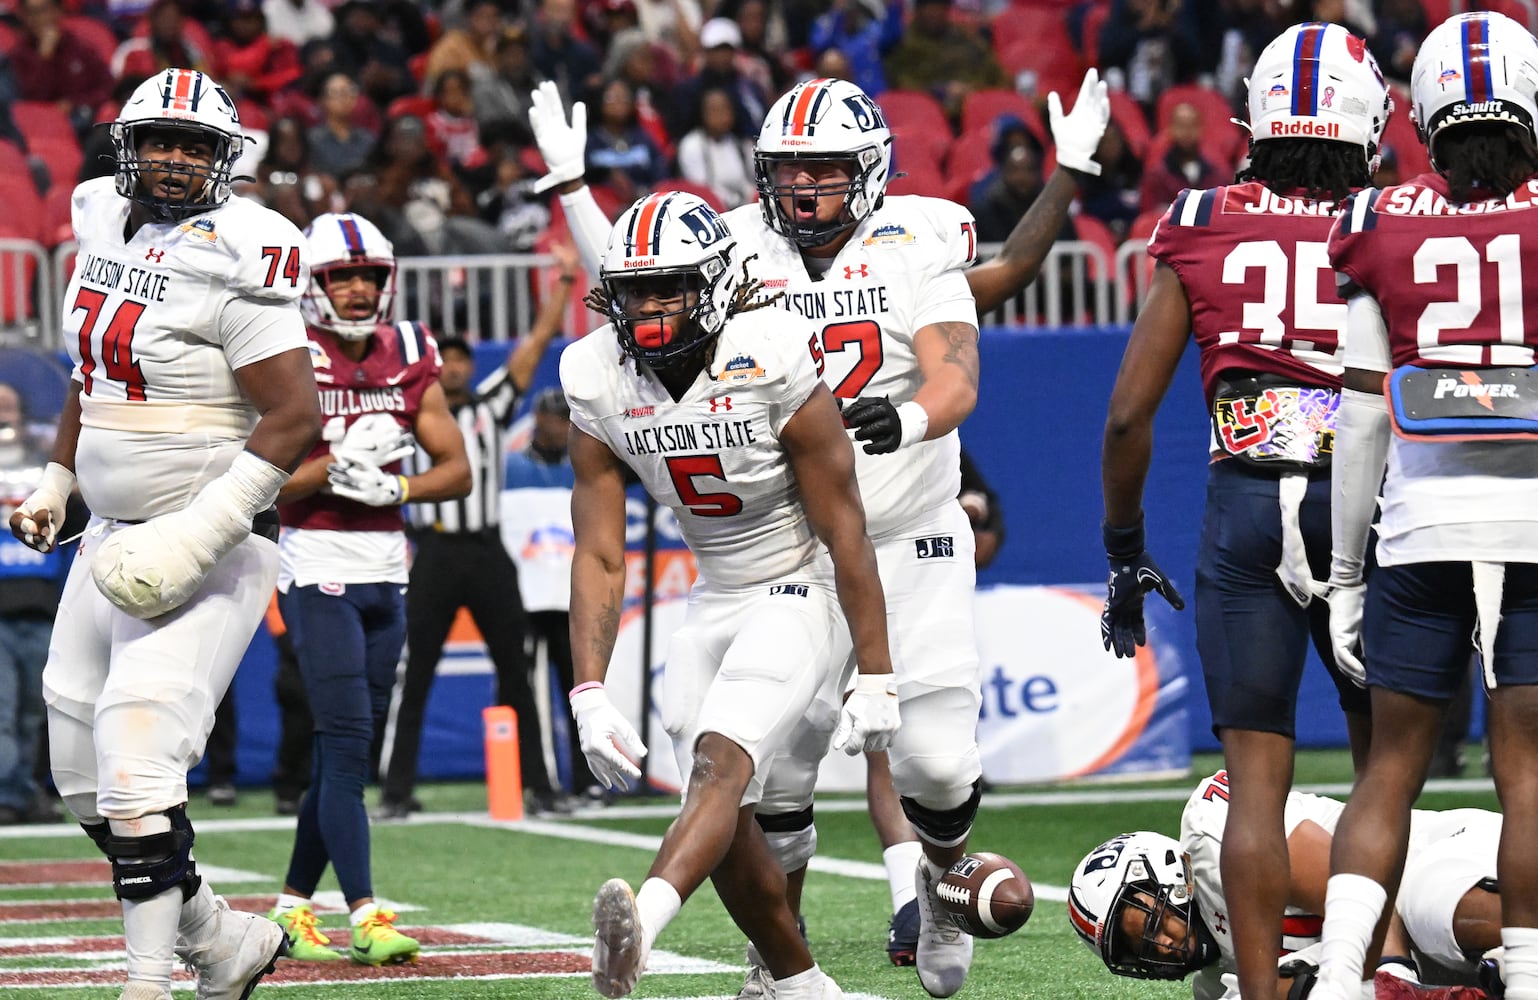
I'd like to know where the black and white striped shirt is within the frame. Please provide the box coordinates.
[405,367,520,534]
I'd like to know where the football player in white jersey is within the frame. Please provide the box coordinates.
[563,190,899,1000]
[8,68,322,1000]
[531,71,1111,1000]
[1069,771,1504,1000]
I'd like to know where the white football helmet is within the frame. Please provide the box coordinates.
[754,77,893,248]
[302,212,397,341]
[1068,832,1218,981]
[1410,10,1538,169]
[1247,22,1392,171]
[111,68,244,220]
[599,191,739,368]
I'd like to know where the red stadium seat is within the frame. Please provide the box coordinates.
[0,177,44,242]
[1153,85,1246,170]
[387,96,438,122]
[62,15,118,65]
[997,38,1084,103]
[991,5,1071,61]
[0,22,17,57]
[12,102,76,145]
[878,90,951,136]
[1078,1,1110,66]
[885,164,946,198]
[1129,208,1163,242]
[43,185,74,248]
[0,241,40,327]
[945,128,997,186]
[1382,84,1431,180]
[652,178,727,213]
[0,142,33,190]
[1108,90,1152,160]
[268,90,320,128]
[30,137,84,192]
[1072,213,1119,281]
[960,90,1048,147]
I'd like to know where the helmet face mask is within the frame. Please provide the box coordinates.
[302,213,397,341]
[1410,11,1538,171]
[754,79,892,249]
[600,192,738,369]
[1069,832,1218,982]
[113,69,244,221]
[1246,22,1392,173]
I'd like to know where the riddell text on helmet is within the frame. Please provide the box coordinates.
[1270,120,1342,137]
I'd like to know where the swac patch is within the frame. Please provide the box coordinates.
[178,217,217,243]
[863,223,914,246]
[719,354,764,386]
[770,584,809,597]
[307,342,331,369]
[319,581,345,596]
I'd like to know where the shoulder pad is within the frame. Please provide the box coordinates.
[1164,187,1223,229]
[71,177,120,236]
[559,329,620,406]
[872,195,979,268]
[1333,188,1382,237]
[392,320,440,370]
[208,197,310,303]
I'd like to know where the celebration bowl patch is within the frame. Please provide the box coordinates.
[719,353,764,386]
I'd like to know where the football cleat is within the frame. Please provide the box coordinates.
[350,908,420,966]
[180,896,287,1000]
[268,904,345,962]
[914,859,974,998]
[887,898,920,966]
[592,878,650,998]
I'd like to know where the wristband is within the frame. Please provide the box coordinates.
[39,461,76,498]
[851,672,897,696]
[397,475,410,504]
[1101,516,1145,559]
[570,681,605,698]
[896,401,929,448]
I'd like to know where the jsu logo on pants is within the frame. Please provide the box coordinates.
[770,584,809,597]
[914,536,954,560]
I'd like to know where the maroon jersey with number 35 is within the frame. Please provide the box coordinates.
[1328,173,1538,368]
[1150,182,1348,404]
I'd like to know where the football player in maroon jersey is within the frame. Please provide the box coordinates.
[1312,12,1538,1000]
[266,212,470,966]
[1099,22,1391,1000]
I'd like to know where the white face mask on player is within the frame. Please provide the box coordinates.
[302,212,398,341]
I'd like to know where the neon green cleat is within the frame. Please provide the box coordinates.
[267,904,345,962]
[349,908,420,966]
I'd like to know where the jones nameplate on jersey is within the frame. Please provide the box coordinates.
[1387,366,1538,441]
[1212,377,1338,468]
[915,536,954,559]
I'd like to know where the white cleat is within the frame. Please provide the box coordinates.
[914,859,974,998]
[592,878,650,998]
[738,940,776,999]
[119,983,172,1000]
[179,896,288,1000]
[774,968,845,1000]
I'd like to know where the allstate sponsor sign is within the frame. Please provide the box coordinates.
[614,583,1189,793]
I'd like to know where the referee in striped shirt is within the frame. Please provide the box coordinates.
[377,256,578,819]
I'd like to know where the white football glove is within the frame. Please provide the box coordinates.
[328,459,407,506]
[569,685,647,790]
[529,80,588,193]
[332,413,415,469]
[11,462,74,552]
[91,452,286,620]
[832,673,901,755]
[1325,579,1368,687]
[1047,68,1110,176]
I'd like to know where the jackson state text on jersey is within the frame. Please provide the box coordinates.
[723,195,977,538]
[561,306,825,589]
[1151,183,1348,405]
[64,176,309,522]
[281,320,441,533]
[1330,174,1538,368]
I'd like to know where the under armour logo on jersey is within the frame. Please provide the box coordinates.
[145,248,165,263]
[843,264,869,279]
[708,396,732,412]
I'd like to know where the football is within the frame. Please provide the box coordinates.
[935,852,1034,938]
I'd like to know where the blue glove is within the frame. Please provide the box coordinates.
[1101,518,1185,658]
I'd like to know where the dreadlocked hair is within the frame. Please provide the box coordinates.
[727,253,785,318]
[1435,123,1538,202]
[1237,139,1370,205]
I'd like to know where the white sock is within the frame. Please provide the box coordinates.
[349,903,379,927]
[178,876,219,951]
[112,816,181,986]
[773,963,824,999]
[1502,926,1538,1000]
[1317,874,1387,993]
[635,878,682,951]
[273,892,310,914]
[884,842,924,911]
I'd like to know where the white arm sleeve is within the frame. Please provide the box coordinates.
[1330,296,1392,584]
[560,187,616,279]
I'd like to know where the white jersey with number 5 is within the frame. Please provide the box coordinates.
[723,195,979,539]
[64,176,309,522]
[561,305,828,588]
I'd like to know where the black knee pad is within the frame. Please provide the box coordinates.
[754,805,814,834]
[900,779,982,848]
[100,806,202,902]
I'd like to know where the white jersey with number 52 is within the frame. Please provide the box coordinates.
[64,176,309,522]
[723,196,979,539]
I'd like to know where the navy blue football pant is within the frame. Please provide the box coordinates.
[279,582,405,903]
[1196,460,1370,738]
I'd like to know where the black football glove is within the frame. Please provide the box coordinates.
[1101,518,1185,658]
[843,396,902,454]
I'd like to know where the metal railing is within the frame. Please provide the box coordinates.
[8,236,1147,349]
